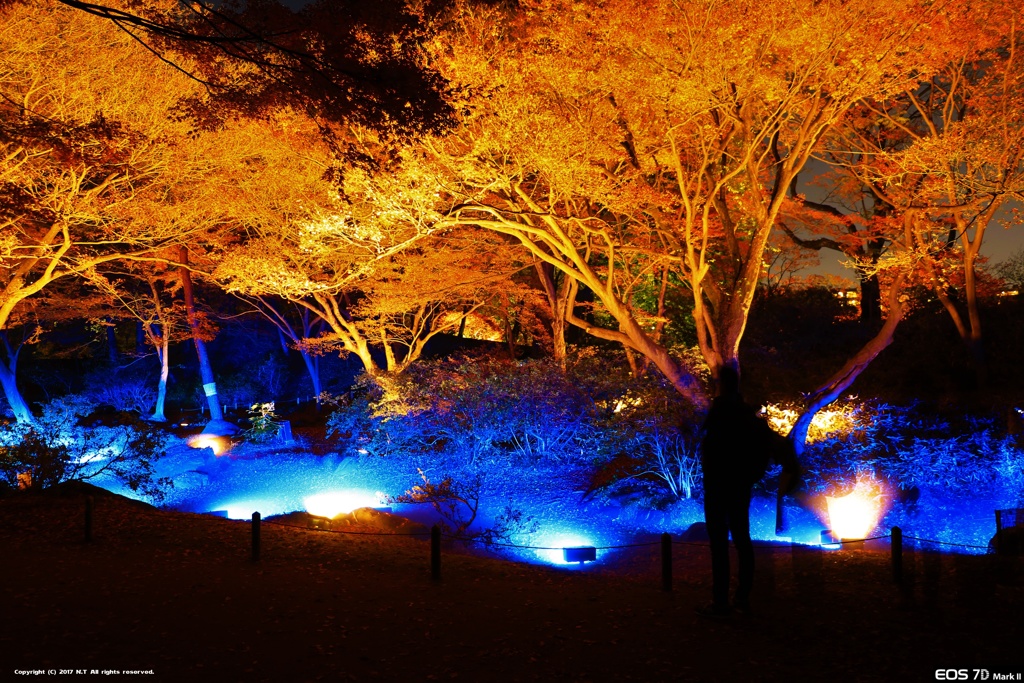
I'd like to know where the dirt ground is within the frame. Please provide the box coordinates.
[1,485,1022,683]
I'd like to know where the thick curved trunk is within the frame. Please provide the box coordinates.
[789,272,907,454]
[569,298,707,408]
[859,272,881,327]
[0,358,32,424]
[179,249,223,422]
[150,335,169,423]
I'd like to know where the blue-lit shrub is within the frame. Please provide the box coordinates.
[82,375,156,415]
[391,468,538,545]
[244,402,283,444]
[327,351,704,507]
[328,355,602,466]
[0,396,171,500]
[626,422,703,499]
[796,400,1023,503]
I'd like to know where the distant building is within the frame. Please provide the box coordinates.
[834,288,860,306]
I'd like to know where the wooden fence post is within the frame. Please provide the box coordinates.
[252,512,261,562]
[891,526,902,584]
[84,496,93,543]
[661,532,672,592]
[431,525,441,581]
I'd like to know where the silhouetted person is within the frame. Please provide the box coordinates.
[698,365,798,617]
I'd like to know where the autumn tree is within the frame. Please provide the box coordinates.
[89,261,186,422]
[0,0,455,137]
[218,224,521,379]
[0,0,225,421]
[418,0,963,408]
[804,7,1023,385]
[787,13,1022,447]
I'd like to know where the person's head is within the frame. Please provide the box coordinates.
[717,364,740,397]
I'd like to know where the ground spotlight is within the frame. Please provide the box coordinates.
[562,546,597,564]
[821,529,842,549]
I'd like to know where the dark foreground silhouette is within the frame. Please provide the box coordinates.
[1,486,1021,682]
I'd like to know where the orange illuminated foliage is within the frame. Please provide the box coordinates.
[36,0,455,136]
[0,0,230,335]
[209,110,522,378]
[802,2,1022,385]
[419,0,963,405]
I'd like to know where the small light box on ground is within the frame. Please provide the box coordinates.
[563,546,597,564]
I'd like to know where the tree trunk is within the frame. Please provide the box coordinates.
[276,328,290,356]
[961,243,987,387]
[382,329,398,373]
[151,334,169,423]
[179,248,223,422]
[536,262,572,369]
[457,305,468,338]
[789,272,908,454]
[859,271,882,327]
[551,315,567,368]
[0,355,32,424]
[105,317,118,364]
[300,350,321,400]
[135,320,146,356]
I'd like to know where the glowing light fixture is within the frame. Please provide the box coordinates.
[825,476,889,541]
[820,529,842,549]
[562,546,597,564]
[187,434,229,456]
[303,490,388,518]
[532,531,600,566]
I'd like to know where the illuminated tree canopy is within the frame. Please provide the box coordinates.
[0,0,1021,436]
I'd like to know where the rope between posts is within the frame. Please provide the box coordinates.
[442,533,662,551]
[78,499,999,556]
[837,534,891,544]
[78,498,1013,593]
[903,535,991,551]
[254,523,991,554]
[264,520,432,536]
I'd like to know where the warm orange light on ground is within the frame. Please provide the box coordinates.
[825,476,889,540]
[187,434,230,456]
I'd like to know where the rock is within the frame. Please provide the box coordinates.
[275,420,294,444]
[266,508,428,536]
[200,419,241,437]
[681,522,709,542]
[989,526,1024,556]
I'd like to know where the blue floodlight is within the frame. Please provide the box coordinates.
[563,546,597,564]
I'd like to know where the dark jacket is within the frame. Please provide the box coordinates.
[701,394,798,488]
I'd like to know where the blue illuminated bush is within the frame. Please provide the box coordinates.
[328,355,603,465]
[795,400,1024,503]
[82,373,156,415]
[326,351,705,506]
[0,396,171,500]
